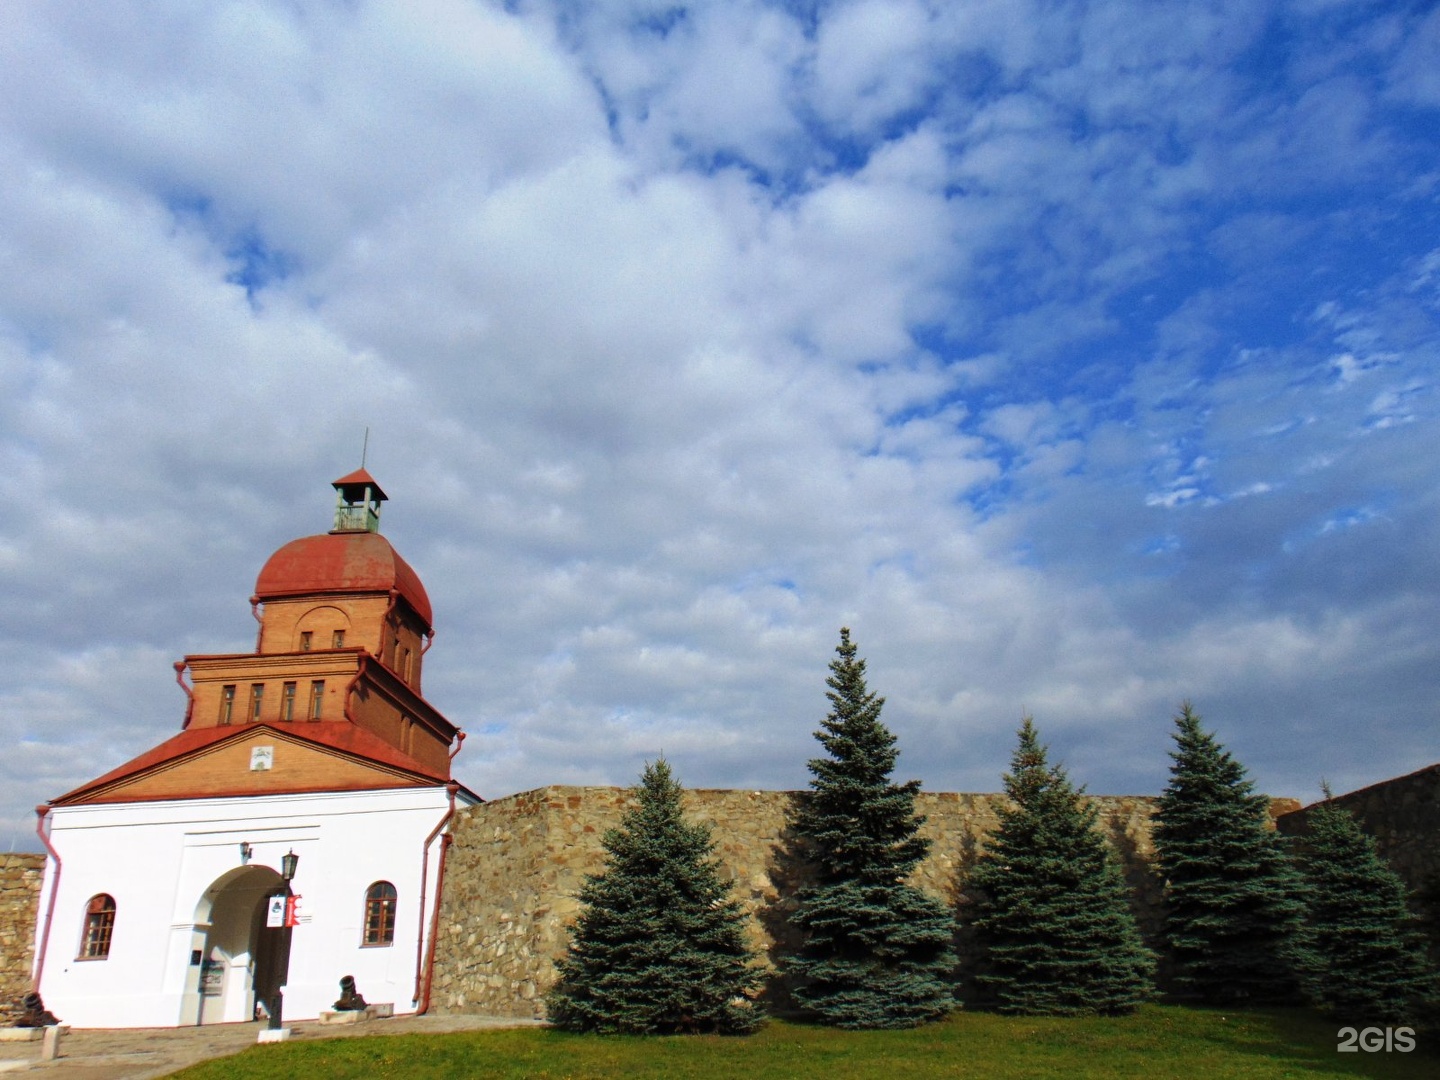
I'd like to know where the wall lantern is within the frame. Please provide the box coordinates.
[281,850,299,882]
[239,841,252,863]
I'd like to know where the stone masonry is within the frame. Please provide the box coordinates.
[0,853,44,1025]
[429,786,1299,1019]
[1277,762,1439,892]
[1278,762,1440,957]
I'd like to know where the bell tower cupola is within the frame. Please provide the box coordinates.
[332,468,387,533]
[51,469,466,810]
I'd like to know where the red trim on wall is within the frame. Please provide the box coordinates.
[31,806,61,992]
[413,780,459,1010]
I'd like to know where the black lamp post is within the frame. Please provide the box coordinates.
[268,851,299,1031]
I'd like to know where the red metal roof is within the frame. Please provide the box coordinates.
[254,531,432,627]
[332,468,387,499]
[52,722,451,805]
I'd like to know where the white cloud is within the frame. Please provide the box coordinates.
[1386,5,1440,107]
[2,0,1438,847]
[812,0,936,133]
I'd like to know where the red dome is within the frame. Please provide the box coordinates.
[254,531,433,628]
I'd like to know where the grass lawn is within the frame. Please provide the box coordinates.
[167,1006,1436,1079]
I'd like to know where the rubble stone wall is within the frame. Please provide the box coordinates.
[429,786,1188,1019]
[0,854,44,1024]
[1277,763,1438,889]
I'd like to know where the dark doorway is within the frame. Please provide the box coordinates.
[251,890,292,1016]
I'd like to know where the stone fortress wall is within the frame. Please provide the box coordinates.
[4,768,1433,1023]
[0,854,45,1025]
[429,786,1302,1019]
[1277,762,1440,958]
[1277,762,1439,892]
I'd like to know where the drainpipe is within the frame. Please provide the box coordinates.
[342,653,368,723]
[382,589,400,668]
[449,730,466,762]
[249,595,264,652]
[413,780,459,1010]
[421,629,435,656]
[418,829,454,1016]
[31,806,61,992]
[173,661,195,728]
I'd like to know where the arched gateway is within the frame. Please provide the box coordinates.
[30,474,479,1028]
[189,864,285,1025]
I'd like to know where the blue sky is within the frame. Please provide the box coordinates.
[2,0,1437,847]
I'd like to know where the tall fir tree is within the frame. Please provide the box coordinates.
[965,717,1154,1015]
[1294,794,1438,1024]
[1153,703,1305,1004]
[782,628,955,1029]
[546,758,763,1034]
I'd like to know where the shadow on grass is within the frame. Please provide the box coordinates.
[1165,1006,1437,1080]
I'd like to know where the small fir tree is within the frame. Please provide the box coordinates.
[1294,793,1438,1024]
[546,758,762,1034]
[966,717,1154,1014]
[782,628,956,1029]
[1153,703,1305,1003]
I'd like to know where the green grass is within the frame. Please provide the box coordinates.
[168,1007,1437,1079]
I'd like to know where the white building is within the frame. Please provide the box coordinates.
[31,473,479,1028]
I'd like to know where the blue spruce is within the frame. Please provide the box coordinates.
[1153,703,1305,1003]
[1294,794,1438,1024]
[546,758,762,1034]
[966,717,1154,1014]
[783,628,956,1028]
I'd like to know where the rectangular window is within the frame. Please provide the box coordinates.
[299,631,313,651]
[332,630,345,649]
[308,680,325,720]
[249,684,264,722]
[280,682,297,721]
[218,685,235,725]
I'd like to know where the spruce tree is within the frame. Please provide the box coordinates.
[966,717,1154,1014]
[1153,703,1305,1003]
[1294,794,1438,1024]
[782,628,955,1029]
[546,758,762,1034]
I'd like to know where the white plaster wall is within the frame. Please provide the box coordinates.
[32,786,474,1028]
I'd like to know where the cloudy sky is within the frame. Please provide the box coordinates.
[3,0,1437,848]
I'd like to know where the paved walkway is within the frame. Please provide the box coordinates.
[0,1013,544,1080]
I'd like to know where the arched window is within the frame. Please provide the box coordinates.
[362,881,397,946]
[80,894,116,959]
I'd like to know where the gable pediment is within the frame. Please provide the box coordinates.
[54,723,442,805]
